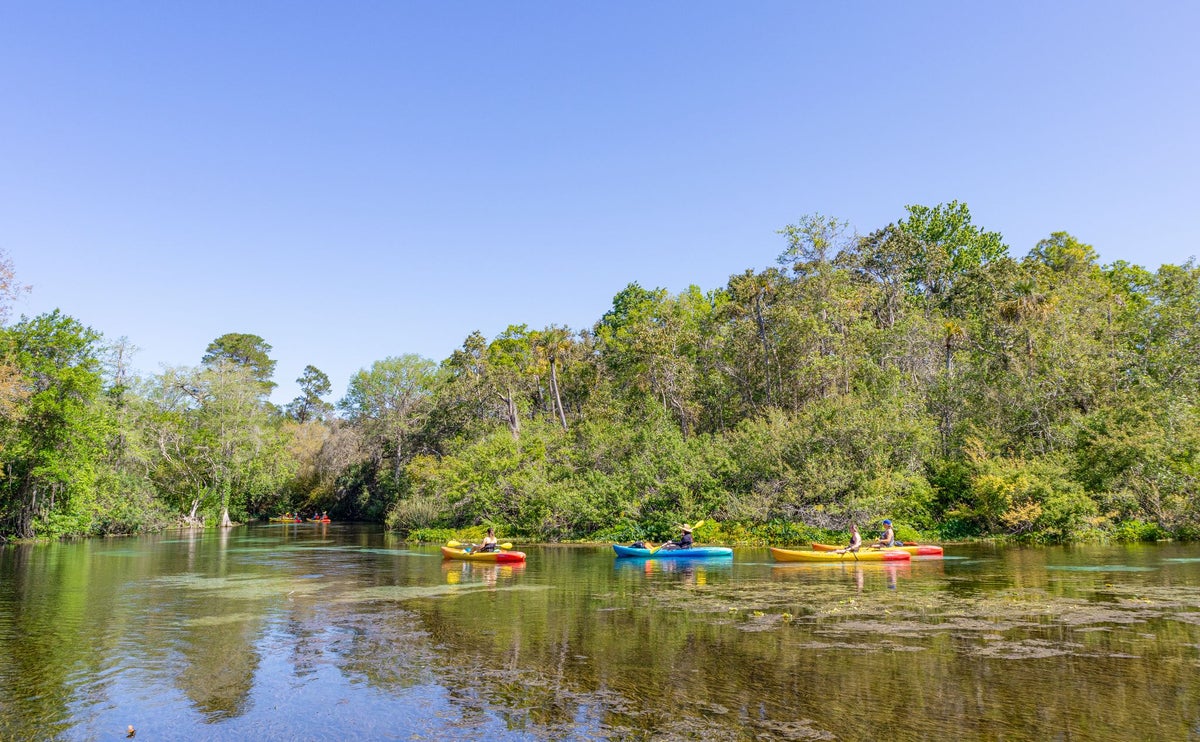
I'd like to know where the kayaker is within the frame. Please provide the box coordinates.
[875,519,896,547]
[665,524,694,550]
[834,524,862,554]
[479,527,499,553]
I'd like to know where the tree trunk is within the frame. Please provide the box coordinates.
[550,359,568,431]
[395,429,405,483]
[498,389,520,440]
[219,480,234,528]
[16,481,35,539]
[754,288,772,406]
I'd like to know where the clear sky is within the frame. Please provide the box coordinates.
[2,2,1197,406]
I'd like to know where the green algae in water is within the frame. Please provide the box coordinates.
[149,573,328,599]
[187,612,263,627]
[224,544,351,553]
[334,582,552,604]
[1045,565,1157,572]
[356,548,431,557]
[972,638,1077,660]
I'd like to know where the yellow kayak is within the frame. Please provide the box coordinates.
[770,547,910,562]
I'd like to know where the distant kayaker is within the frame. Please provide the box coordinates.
[834,524,862,554]
[875,519,895,547]
[479,527,499,552]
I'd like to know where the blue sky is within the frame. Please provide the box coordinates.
[2,2,1198,406]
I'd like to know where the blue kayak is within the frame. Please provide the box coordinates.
[612,544,733,558]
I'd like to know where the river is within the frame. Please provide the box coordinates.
[1,524,1198,740]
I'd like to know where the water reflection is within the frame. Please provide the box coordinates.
[613,557,732,585]
[771,561,916,591]
[175,611,261,721]
[442,561,526,587]
[3,533,1200,740]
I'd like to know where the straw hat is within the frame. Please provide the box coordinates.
[681,524,694,533]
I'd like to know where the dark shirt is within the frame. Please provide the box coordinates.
[676,532,694,548]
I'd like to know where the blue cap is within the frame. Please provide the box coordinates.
[883,519,891,525]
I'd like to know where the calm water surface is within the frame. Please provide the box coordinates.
[2,525,1199,741]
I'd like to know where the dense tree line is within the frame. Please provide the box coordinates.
[3,203,1198,543]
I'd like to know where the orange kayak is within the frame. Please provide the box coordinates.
[812,543,943,556]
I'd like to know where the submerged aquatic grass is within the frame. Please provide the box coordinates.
[146,573,330,601]
[598,564,1200,666]
[333,583,551,604]
[1045,565,1157,572]
[355,548,433,557]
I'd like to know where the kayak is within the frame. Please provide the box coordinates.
[270,517,302,523]
[440,546,526,563]
[770,547,910,562]
[812,542,943,556]
[308,518,332,523]
[612,545,733,558]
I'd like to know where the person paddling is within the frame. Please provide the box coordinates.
[479,527,499,553]
[663,523,694,550]
[835,524,862,554]
[875,519,896,548]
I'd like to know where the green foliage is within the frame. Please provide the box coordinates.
[201,332,277,396]
[897,200,1007,301]
[944,450,1097,543]
[285,365,334,423]
[0,311,109,539]
[8,209,1200,546]
[385,493,443,533]
[1110,519,1168,543]
[405,527,458,544]
[1073,390,1200,533]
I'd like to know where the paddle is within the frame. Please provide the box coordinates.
[446,540,513,551]
[646,520,704,554]
[832,544,859,560]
